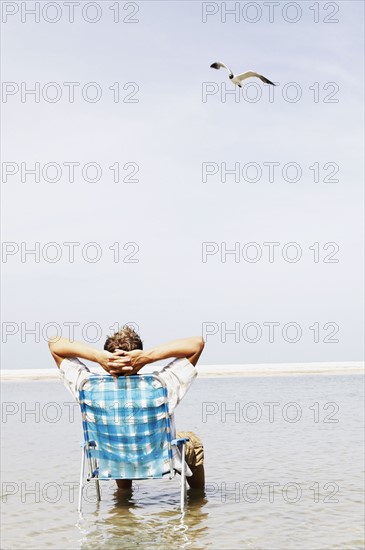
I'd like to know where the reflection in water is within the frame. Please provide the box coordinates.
[78,481,209,550]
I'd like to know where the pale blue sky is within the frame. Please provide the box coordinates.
[1,1,364,368]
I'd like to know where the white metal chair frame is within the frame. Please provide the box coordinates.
[77,373,190,514]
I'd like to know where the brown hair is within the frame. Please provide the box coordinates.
[104,326,143,353]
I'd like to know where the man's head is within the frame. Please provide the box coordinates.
[104,326,143,353]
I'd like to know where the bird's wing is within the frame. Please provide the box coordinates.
[210,61,233,74]
[236,71,276,85]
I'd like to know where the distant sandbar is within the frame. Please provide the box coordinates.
[0,362,363,381]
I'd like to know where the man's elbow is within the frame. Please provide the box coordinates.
[48,336,59,352]
[193,336,205,353]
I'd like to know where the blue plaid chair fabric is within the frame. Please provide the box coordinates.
[77,373,189,513]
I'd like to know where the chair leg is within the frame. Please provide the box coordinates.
[78,447,86,514]
[180,442,187,512]
[92,458,101,501]
[171,437,190,512]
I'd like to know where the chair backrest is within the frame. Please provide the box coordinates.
[78,374,173,479]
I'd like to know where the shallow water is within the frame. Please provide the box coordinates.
[1,375,364,549]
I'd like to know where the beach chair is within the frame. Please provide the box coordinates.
[77,373,190,514]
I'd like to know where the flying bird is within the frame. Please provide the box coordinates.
[210,61,276,87]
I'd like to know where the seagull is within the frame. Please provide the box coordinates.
[210,61,276,87]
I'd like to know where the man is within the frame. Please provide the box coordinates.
[48,327,205,491]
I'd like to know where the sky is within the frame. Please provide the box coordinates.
[1,0,364,368]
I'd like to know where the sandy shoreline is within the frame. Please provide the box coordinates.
[0,362,363,381]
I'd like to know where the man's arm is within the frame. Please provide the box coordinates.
[107,336,205,376]
[48,337,116,371]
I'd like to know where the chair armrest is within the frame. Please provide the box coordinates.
[171,438,190,445]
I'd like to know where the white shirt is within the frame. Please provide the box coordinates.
[59,356,197,415]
